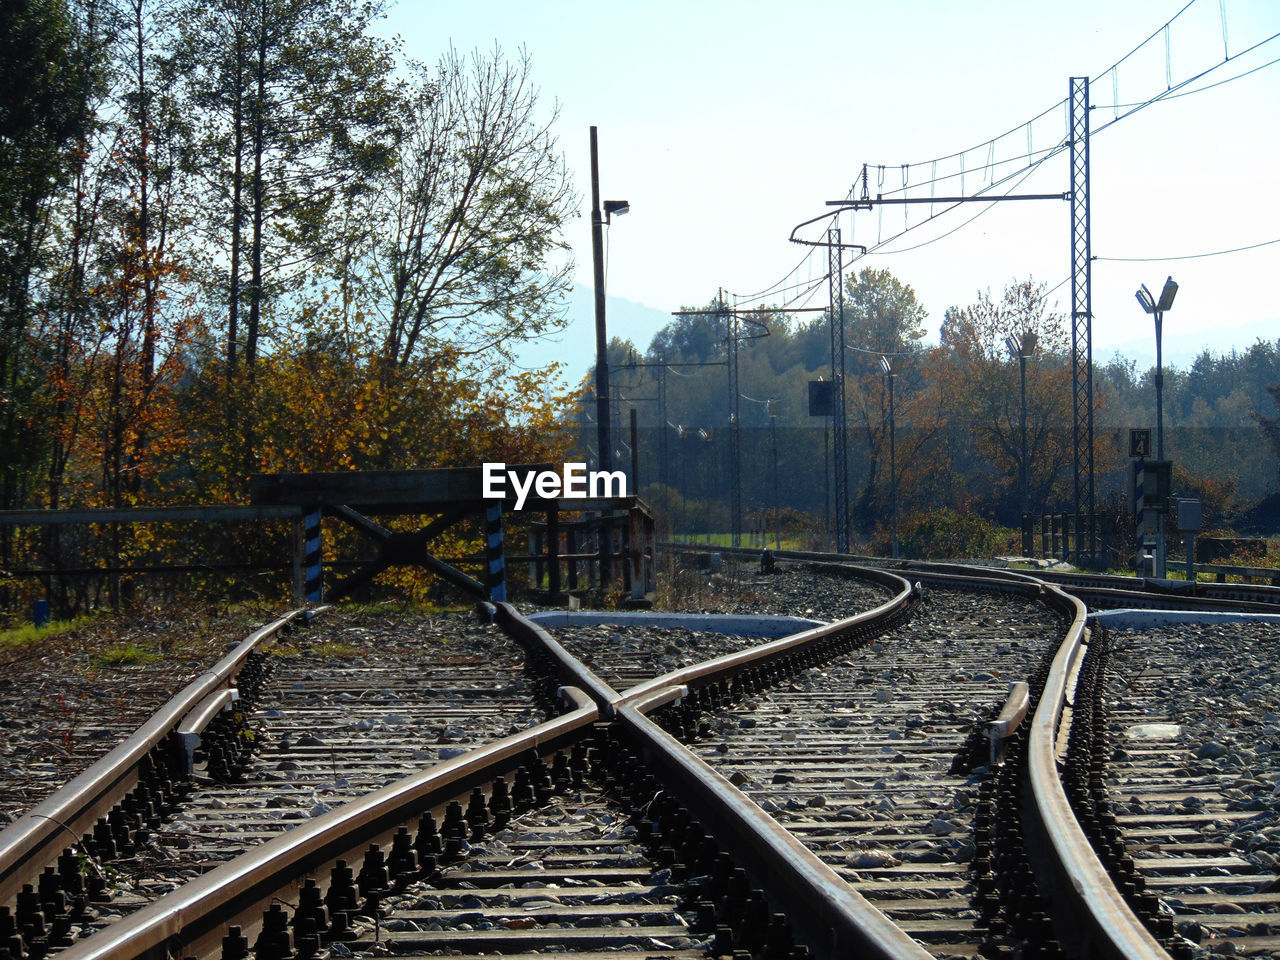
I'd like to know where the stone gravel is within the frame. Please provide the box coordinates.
[0,607,526,826]
[0,611,252,825]
[656,557,895,620]
[1103,618,1280,956]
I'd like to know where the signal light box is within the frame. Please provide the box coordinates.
[808,380,832,418]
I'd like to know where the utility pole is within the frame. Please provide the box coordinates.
[881,356,899,559]
[770,402,781,550]
[724,290,743,547]
[590,127,610,474]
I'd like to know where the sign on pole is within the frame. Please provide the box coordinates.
[1129,428,1152,459]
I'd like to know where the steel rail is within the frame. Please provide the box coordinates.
[499,561,913,715]
[1032,564,1280,602]
[492,601,622,711]
[670,541,1280,609]
[0,608,315,906]
[669,541,1178,956]
[1045,582,1280,612]
[619,563,915,706]
[175,688,240,776]
[618,686,935,960]
[47,689,599,960]
[1025,582,1171,960]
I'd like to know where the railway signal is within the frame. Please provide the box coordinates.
[1127,454,1171,577]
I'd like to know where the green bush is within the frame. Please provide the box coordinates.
[894,507,1018,559]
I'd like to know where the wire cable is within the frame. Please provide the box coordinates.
[1097,236,1280,262]
[857,134,1069,260]
[1094,51,1280,106]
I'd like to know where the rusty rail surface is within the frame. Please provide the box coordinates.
[0,609,315,906]
[49,689,599,960]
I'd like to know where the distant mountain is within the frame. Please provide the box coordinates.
[511,285,677,385]
[1094,316,1280,372]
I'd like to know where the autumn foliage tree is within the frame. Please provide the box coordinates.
[0,2,580,619]
[939,280,1076,519]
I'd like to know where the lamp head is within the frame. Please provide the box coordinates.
[603,199,629,223]
[1157,276,1178,312]
[1135,284,1156,314]
[880,355,892,375]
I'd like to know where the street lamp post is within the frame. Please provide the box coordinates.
[1135,276,1178,577]
[1004,330,1037,554]
[588,126,630,475]
[881,356,899,560]
[589,126,628,588]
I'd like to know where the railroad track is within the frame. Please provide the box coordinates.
[672,542,1280,613]
[1,563,921,960]
[1067,614,1280,960]
[0,600,832,946]
[1,551,1232,960]
[684,586,1066,958]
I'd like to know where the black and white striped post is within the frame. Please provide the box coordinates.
[304,508,323,604]
[485,504,506,602]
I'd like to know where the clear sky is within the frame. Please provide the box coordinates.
[379,0,1280,377]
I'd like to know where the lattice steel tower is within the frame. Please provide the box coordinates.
[828,227,849,553]
[1069,77,1095,563]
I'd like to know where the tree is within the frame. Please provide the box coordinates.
[172,0,400,376]
[839,268,929,531]
[354,46,576,373]
[647,299,728,366]
[842,267,928,369]
[939,280,1075,517]
[0,0,101,514]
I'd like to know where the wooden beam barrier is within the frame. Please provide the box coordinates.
[0,505,303,526]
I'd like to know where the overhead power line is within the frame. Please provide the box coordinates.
[1097,236,1280,262]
